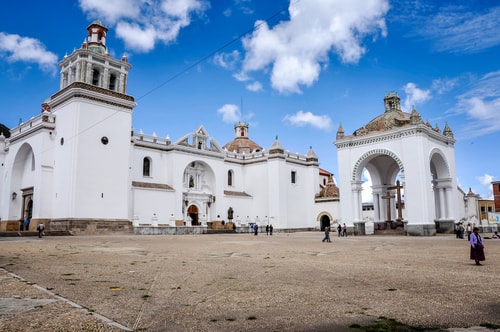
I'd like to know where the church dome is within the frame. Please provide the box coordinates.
[353,92,411,136]
[223,122,263,153]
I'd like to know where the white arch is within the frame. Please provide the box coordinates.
[352,148,405,181]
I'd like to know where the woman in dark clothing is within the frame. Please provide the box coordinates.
[469,227,485,265]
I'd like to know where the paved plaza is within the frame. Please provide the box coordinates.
[0,232,499,331]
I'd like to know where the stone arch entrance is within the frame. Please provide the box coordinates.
[10,143,36,225]
[335,92,458,236]
[182,160,216,225]
[320,215,331,231]
[354,150,405,230]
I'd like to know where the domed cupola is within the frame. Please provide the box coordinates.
[223,122,263,154]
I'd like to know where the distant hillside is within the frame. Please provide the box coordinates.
[0,123,11,138]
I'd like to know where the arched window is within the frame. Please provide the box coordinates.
[143,157,151,177]
[227,170,233,186]
[109,73,117,91]
[92,68,101,86]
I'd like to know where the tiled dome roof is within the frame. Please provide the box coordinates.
[223,137,263,153]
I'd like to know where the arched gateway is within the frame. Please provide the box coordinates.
[334,92,458,236]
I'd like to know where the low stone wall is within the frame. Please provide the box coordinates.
[133,226,207,235]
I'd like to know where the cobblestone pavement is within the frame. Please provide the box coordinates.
[0,233,499,331]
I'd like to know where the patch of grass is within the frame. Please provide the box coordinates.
[349,316,431,331]
[62,273,74,276]
[247,316,257,321]
[226,318,236,321]
[110,286,122,291]
[210,319,218,322]
[481,323,500,329]
[142,294,151,300]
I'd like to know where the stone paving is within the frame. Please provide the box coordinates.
[0,232,499,331]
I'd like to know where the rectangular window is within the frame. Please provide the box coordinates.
[291,171,296,184]
[488,206,492,212]
[480,206,485,213]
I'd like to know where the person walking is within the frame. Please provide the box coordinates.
[342,223,347,237]
[37,223,45,238]
[322,226,331,242]
[470,227,485,265]
[266,224,269,235]
[269,224,273,236]
[337,224,342,237]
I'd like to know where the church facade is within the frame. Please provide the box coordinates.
[0,21,337,235]
[1,22,483,236]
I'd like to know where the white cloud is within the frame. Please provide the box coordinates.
[115,22,157,53]
[217,104,241,123]
[424,6,500,54]
[402,82,431,112]
[454,71,500,138]
[79,0,210,53]
[477,173,495,199]
[283,110,332,131]
[246,81,263,92]
[361,169,373,203]
[213,50,240,70]
[431,77,458,95]
[0,32,58,75]
[233,0,389,94]
[78,0,139,24]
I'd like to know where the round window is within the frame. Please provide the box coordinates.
[101,136,109,145]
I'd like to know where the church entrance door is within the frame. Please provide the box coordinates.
[320,215,331,231]
[188,205,199,226]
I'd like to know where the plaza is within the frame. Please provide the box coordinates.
[0,232,499,331]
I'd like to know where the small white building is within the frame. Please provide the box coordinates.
[0,21,338,235]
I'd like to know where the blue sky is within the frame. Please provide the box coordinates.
[0,0,499,199]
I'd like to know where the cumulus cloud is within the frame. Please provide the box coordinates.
[0,32,58,75]
[454,71,500,138]
[402,82,431,112]
[217,104,241,123]
[229,0,389,94]
[283,110,332,131]
[79,0,209,52]
[477,173,494,199]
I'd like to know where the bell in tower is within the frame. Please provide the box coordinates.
[85,20,108,54]
[58,21,131,94]
[384,92,401,113]
[234,121,248,138]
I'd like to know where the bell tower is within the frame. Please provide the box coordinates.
[58,20,131,94]
[384,91,401,112]
[43,21,136,224]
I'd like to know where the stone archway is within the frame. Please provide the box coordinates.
[335,92,458,236]
[320,215,331,231]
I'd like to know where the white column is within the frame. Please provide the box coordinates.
[438,187,445,220]
[352,181,363,223]
[76,61,81,82]
[445,186,454,220]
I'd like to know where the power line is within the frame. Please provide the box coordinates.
[136,3,292,101]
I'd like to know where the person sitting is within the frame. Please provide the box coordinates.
[492,231,500,239]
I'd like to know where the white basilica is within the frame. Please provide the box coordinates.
[0,22,479,236]
[0,21,340,235]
